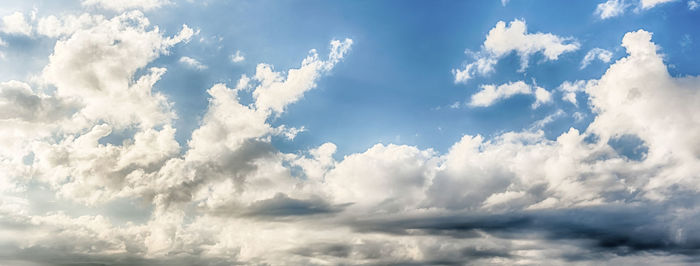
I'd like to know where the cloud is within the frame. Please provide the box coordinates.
[1,12,32,36]
[532,85,552,108]
[690,0,699,10]
[468,80,551,108]
[639,0,675,9]
[81,0,171,12]
[253,38,352,114]
[41,11,192,130]
[231,50,245,63]
[470,81,531,107]
[595,0,678,18]
[453,19,579,83]
[581,48,613,69]
[595,0,627,19]
[37,13,104,38]
[558,79,596,106]
[242,193,347,218]
[179,56,207,70]
[2,7,700,265]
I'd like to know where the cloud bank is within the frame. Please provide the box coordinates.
[0,6,699,266]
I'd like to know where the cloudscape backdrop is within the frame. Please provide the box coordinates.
[1,0,700,265]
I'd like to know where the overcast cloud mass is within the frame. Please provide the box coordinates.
[0,0,699,265]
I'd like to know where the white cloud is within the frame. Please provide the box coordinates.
[468,80,550,108]
[1,12,32,36]
[595,0,678,18]
[81,0,171,11]
[41,11,192,130]
[690,0,699,10]
[595,0,627,19]
[37,13,104,38]
[253,38,352,114]
[453,19,579,83]
[179,56,207,70]
[557,79,594,106]
[640,0,675,9]
[231,50,245,63]
[469,81,531,107]
[580,48,613,69]
[532,85,552,108]
[2,8,700,265]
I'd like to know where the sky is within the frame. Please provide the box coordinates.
[0,0,699,265]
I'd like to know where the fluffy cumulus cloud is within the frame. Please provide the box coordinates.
[2,5,700,266]
[37,13,104,38]
[453,19,579,83]
[1,11,32,36]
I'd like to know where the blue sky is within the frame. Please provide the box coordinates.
[1,0,700,265]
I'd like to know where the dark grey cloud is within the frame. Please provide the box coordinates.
[208,192,350,219]
[244,193,348,217]
[0,245,239,266]
[347,202,700,261]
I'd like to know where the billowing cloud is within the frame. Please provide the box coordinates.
[453,19,579,83]
[37,13,104,38]
[1,11,32,36]
[1,5,700,266]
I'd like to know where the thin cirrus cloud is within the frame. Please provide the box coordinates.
[0,1,699,265]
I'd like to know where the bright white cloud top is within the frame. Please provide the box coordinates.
[453,19,579,84]
[0,1,699,265]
